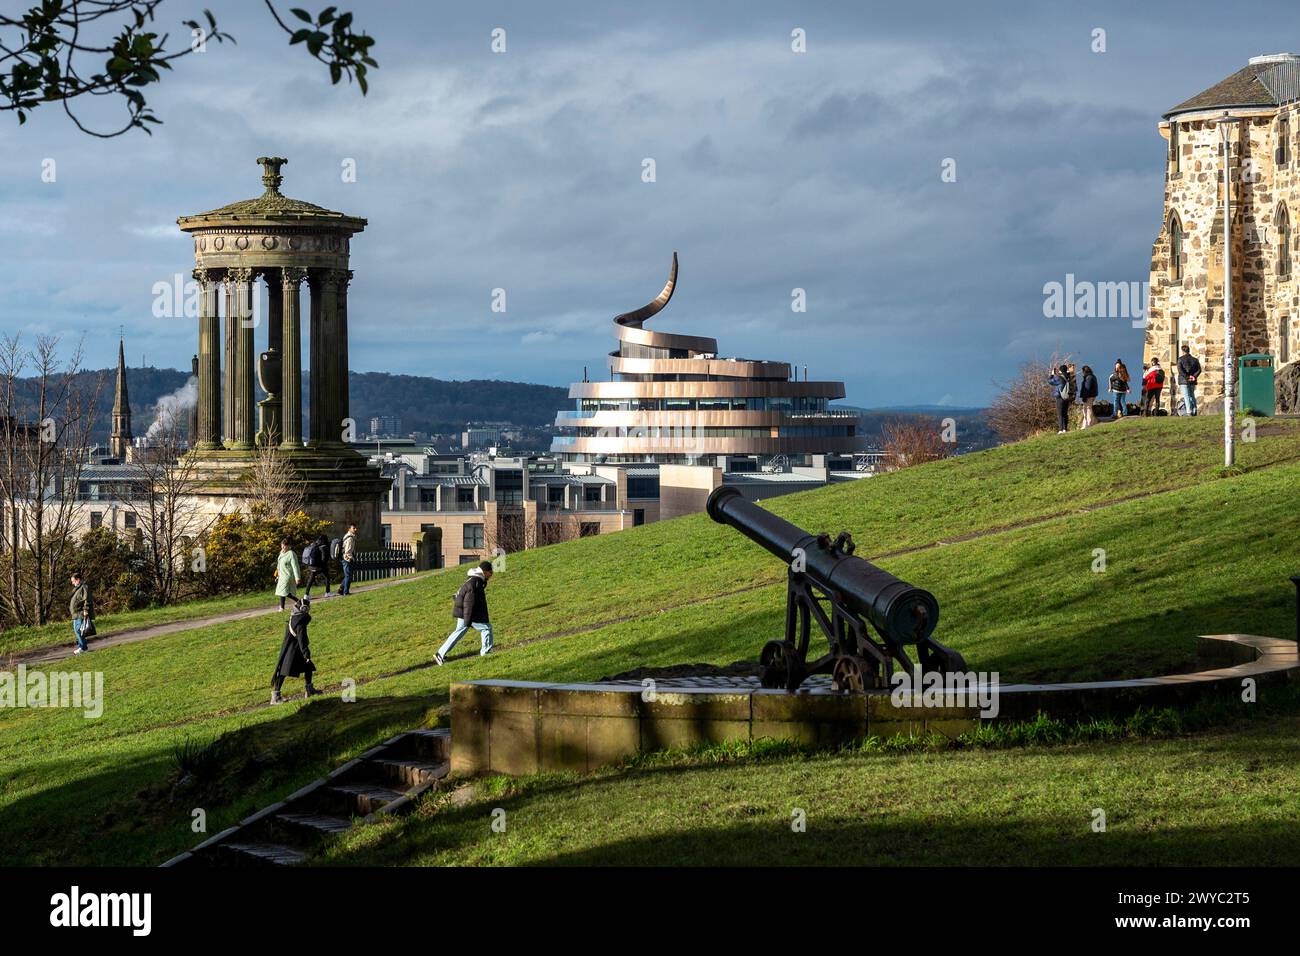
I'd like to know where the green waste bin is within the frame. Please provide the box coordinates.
[1237,353,1275,416]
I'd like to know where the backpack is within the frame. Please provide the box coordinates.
[330,537,342,561]
[1154,367,1165,386]
[302,543,315,567]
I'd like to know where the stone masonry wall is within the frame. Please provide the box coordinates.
[1146,103,1300,403]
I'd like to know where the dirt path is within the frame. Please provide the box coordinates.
[10,572,432,666]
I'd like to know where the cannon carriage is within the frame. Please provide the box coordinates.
[707,486,967,692]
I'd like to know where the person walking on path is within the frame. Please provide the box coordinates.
[302,534,331,597]
[1049,363,1076,434]
[339,523,358,596]
[275,539,301,611]
[1143,359,1166,415]
[1079,365,1099,428]
[69,571,94,655]
[1178,345,1202,416]
[435,561,495,665]
[271,597,321,704]
[1109,359,1131,416]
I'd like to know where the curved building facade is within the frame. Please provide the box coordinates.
[552,254,863,464]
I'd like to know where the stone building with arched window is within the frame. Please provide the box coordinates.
[1146,53,1300,408]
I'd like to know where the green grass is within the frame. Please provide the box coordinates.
[0,571,439,658]
[2,416,1300,865]
[318,711,1300,866]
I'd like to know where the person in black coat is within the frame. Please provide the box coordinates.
[303,534,331,597]
[435,561,495,665]
[272,598,322,704]
[1079,365,1099,428]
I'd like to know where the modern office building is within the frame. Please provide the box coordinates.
[549,254,868,519]
[552,253,864,466]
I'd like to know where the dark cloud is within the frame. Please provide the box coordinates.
[1,0,1294,405]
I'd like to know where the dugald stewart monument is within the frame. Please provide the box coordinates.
[177,157,389,543]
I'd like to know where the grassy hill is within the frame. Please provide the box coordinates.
[3,416,1300,866]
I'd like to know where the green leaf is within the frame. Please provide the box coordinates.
[329,62,341,84]
[290,29,311,44]
[291,8,313,22]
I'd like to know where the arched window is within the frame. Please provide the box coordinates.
[1169,212,1185,281]
[1280,112,1292,166]
[1170,121,1180,175]
[1279,204,1292,278]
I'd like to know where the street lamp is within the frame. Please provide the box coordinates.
[1211,111,1251,467]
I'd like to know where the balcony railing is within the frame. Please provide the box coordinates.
[384,497,484,514]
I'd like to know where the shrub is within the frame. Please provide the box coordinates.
[988,353,1074,442]
[198,510,331,596]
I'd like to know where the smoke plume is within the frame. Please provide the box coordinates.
[146,377,198,440]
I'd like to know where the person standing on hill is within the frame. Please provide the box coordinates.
[1178,344,1202,416]
[1079,365,1099,428]
[275,539,301,612]
[1109,359,1131,416]
[339,523,358,596]
[272,597,321,704]
[69,570,94,655]
[1048,363,1076,434]
[435,561,495,665]
[302,533,331,597]
[1143,359,1165,415]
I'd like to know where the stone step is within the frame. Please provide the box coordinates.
[371,758,444,789]
[218,842,307,866]
[274,812,354,836]
[322,782,406,816]
[400,728,452,762]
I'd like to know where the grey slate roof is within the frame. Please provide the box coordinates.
[1165,58,1300,118]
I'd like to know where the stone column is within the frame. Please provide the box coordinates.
[310,269,344,446]
[308,270,323,447]
[338,269,353,439]
[229,266,256,450]
[194,268,222,450]
[222,276,236,448]
[280,266,307,449]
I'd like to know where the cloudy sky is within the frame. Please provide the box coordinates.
[2,0,1295,406]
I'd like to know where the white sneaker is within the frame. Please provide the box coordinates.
[72,647,84,655]
[434,652,445,666]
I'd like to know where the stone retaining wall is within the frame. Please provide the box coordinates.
[449,634,1299,776]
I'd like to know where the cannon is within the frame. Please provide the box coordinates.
[707,486,967,692]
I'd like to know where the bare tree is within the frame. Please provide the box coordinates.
[535,506,582,547]
[0,334,101,626]
[987,353,1073,443]
[246,439,306,520]
[484,509,535,558]
[878,416,953,472]
[121,402,211,606]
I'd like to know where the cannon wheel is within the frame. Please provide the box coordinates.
[760,640,799,689]
[831,654,868,693]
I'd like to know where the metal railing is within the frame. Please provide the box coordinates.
[350,544,416,583]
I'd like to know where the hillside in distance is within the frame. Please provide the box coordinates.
[15,367,570,442]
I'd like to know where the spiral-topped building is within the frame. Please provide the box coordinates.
[552,254,862,465]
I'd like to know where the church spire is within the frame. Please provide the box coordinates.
[109,338,132,460]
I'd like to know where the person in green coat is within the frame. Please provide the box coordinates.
[275,539,302,611]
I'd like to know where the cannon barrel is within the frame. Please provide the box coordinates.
[707,486,938,645]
